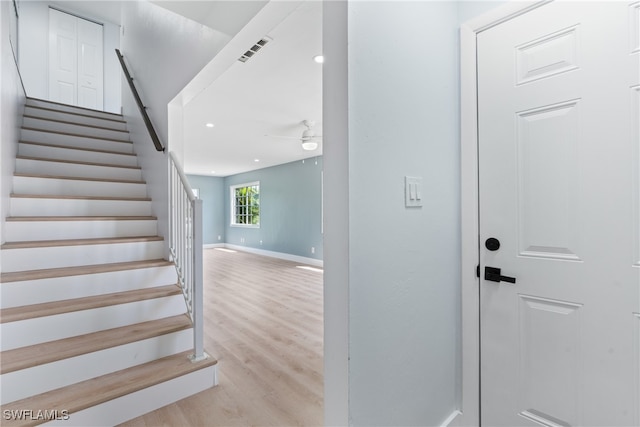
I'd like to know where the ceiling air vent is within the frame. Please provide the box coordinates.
[238,37,272,63]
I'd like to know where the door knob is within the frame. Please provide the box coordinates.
[484,266,516,284]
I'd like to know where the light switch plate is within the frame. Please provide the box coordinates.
[405,176,423,207]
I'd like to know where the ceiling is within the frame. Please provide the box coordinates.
[181,1,323,177]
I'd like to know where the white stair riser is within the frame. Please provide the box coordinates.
[21,129,133,154]
[41,365,217,427]
[9,198,152,217]
[26,99,123,121]
[1,240,165,272]
[1,265,177,309]
[24,106,127,131]
[13,176,147,198]
[16,159,142,181]
[23,117,130,142]
[18,143,138,167]
[0,295,187,351]
[10,197,151,216]
[5,219,157,242]
[1,330,192,405]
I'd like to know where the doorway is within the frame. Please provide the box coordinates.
[48,8,104,110]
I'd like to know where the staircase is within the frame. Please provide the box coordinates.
[0,98,217,427]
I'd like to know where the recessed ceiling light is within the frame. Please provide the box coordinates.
[205,123,215,128]
[210,170,216,174]
[254,159,260,162]
[313,55,324,64]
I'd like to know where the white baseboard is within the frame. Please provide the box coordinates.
[219,244,323,268]
[441,410,462,427]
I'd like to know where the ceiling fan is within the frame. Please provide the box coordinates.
[266,120,322,151]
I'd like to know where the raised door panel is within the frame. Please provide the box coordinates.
[631,2,640,54]
[516,25,580,86]
[49,9,77,105]
[516,100,581,261]
[518,295,583,426]
[634,86,640,267]
[77,18,103,110]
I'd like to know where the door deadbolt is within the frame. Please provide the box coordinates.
[485,238,500,251]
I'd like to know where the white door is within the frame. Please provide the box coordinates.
[49,8,103,110]
[478,2,640,426]
[76,17,104,109]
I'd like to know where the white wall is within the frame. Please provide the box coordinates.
[323,2,349,425]
[458,1,508,24]
[18,1,121,113]
[1,0,27,255]
[120,0,230,148]
[17,1,47,100]
[119,0,230,255]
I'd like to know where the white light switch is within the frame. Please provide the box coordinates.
[405,176,423,207]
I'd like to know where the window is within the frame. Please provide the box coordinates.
[231,182,260,227]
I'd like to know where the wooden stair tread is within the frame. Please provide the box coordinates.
[11,193,151,201]
[16,155,141,170]
[21,127,131,144]
[26,97,124,119]
[1,235,163,250]
[25,104,126,123]
[0,259,172,283]
[24,105,126,124]
[23,115,129,133]
[6,216,156,222]
[0,350,217,427]
[0,315,192,374]
[14,173,145,184]
[0,284,181,324]
[20,140,136,156]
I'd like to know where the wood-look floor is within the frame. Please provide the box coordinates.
[119,249,324,427]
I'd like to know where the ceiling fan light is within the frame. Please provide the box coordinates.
[302,141,318,151]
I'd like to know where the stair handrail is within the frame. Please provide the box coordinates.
[169,151,207,362]
[115,49,165,152]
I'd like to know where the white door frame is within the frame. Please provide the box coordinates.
[458,1,553,425]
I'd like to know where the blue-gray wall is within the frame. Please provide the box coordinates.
[346,2,460,424]
[187,156,323,261]
[186,174,226,245]
[225,157,323,260]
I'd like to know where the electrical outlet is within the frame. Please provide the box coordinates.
[218,235,221,241]
[311,247,315,254]
[260,240,263,245]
